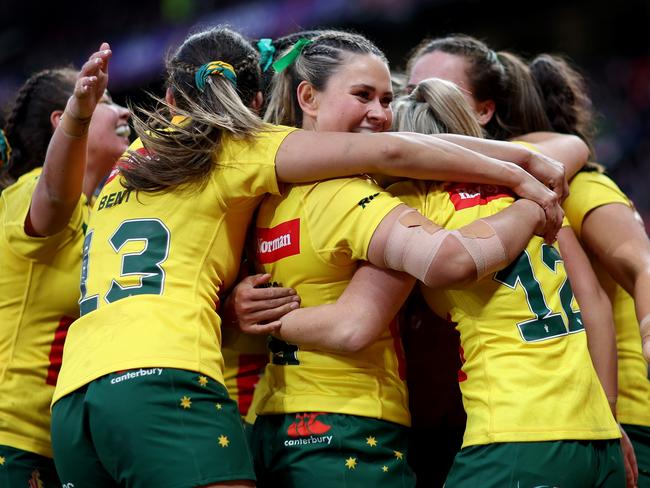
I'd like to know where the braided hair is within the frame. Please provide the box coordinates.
[264,30,387,127]
[1,68,76,190]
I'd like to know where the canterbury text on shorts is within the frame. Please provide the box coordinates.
[51,368,255,488]
[251,412,415,487]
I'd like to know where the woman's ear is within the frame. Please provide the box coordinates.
[475,99,496,126]
[251,91,264,113]
[296,80,320,118]
[50,110,64,130]
[165,87,176,106]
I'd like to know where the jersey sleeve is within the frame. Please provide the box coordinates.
[216,125,298,200]
[1,170,86,260]
[388,180,454,227]
[563,170,631,238]
[304,177,403,264]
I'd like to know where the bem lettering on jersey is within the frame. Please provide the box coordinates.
[445,183,512,211]
[256,218,300,264]
[97,189,131,211]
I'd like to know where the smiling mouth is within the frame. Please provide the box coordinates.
[355,126,383,133]
[115,124,131,138]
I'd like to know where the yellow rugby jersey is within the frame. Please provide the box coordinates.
[53,126,296,404]
[564,170,650,427]
[390,180,620,446]
[254,177,410,426]
[0,168,87,457]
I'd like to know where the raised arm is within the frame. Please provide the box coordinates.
[557,226,617,414]
[26,43,111,237]
[580,202,650,362]
[275,130,563,230]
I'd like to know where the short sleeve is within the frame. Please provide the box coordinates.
[1,170,86,260]
[304,177,403,264]
[215,125,298,201]
[388,180,453,227]
[563,170,631,237]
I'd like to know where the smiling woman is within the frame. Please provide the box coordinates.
[0,45,130,487]
[244,30,553,488]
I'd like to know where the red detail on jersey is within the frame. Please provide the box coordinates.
[46,316,74,386]
[104,165,121,185]
[256,219,300,264]
[458,345,468,382]
[106,147,149,185]
[235,353,268,416]
[444,313,468,383]
[445,183,513,211]
[287,412,332,437]
[389,316,407,381]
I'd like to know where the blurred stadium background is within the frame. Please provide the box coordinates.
[1,0,648,219]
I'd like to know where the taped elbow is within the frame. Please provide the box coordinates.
[383,209,508,286]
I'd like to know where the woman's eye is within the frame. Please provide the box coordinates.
[355,91,370,101]
[381,97,393,107]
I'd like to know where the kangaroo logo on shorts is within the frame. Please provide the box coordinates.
[287,413,332,437]
[256,218,300,264]
[445,182,512,210]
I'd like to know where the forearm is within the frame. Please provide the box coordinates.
[558,228,618,411]
[275,265,415,353]
[514,132,588,178]
[479,199,544,264]
[384,133,526,186]
[582,296,618,413]
[433,133,533,170]
[28,110,89,236]
[275,304,352,352]
[276,131,524,187]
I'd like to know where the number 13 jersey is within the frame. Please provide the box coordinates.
[52,126,296,406]
[390,180,620,447]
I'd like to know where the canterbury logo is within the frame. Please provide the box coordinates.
[445,183,513,210]
[256,218,300,264]
[287,412,332,437]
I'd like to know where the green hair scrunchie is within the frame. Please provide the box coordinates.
[272,38,313,73]
[257,38,276,73]
[195,61,237,92]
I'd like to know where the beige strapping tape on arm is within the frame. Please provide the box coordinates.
[449,219,507,280]
[383,209,507,284]
[384,208,448,284]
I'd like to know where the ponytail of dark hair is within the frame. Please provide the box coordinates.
[529,54,597,157]
[122,26,263,193]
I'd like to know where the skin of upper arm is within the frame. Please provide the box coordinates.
[581,202,650,294]
[274,131,395,183]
